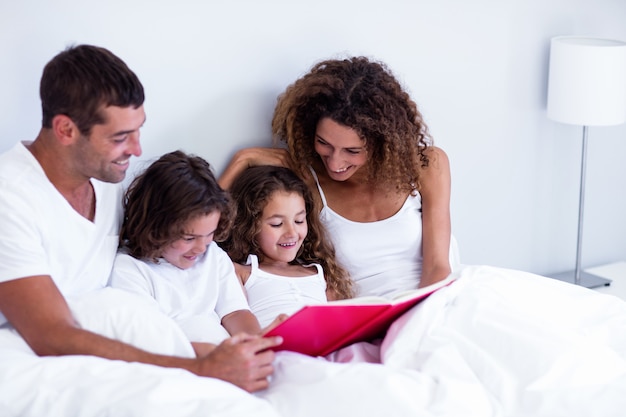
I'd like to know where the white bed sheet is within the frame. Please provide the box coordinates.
[1,265,625,417]
[382,265,626,417]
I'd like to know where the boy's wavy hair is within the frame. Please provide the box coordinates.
[120,150,233,262]
[221,165,354,300]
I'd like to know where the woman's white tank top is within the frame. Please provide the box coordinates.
[310,169,423,297]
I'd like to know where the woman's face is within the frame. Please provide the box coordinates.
[161,211,221,269]
[313,117,368,182]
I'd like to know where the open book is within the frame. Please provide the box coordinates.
[264,275,456,357]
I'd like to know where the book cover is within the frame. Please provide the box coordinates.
[263,275,456,357]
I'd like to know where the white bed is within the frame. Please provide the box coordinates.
[1,264,625,417]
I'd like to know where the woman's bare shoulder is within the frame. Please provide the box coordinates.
[419,146,450,175]
[424,146,449,164]
[418,146,451,197]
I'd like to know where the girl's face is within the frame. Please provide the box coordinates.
[257,191,308,266]
[161,211,221,270]
[314,117,368,182]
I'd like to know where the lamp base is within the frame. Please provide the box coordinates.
[549,270,612,289]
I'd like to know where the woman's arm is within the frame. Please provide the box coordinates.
[218,147,293,190]
[418,146,452,288]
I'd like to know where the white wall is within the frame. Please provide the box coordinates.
[1,0,625,276]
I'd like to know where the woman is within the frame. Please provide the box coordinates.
[220,56,451,293]
[219,56,626,416]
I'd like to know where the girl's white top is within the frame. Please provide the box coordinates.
[244,254,327,328]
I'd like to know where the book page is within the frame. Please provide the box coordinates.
[328,274,456,306]
[387,274,457,301]
[327,296,389,306]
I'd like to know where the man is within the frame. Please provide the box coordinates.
[0,44,281,416]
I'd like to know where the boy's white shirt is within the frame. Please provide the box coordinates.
[110,242,250,344]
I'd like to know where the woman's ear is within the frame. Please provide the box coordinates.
[51,114,80,145]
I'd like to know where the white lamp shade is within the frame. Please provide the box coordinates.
[547,36,626,126]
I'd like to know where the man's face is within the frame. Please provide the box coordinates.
[161,212,221,270]
[73,105,145,183]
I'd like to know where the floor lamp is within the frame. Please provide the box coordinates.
[546,36,626,288]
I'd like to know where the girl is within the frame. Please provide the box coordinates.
[220,165,354,329]
[110,150,262,357]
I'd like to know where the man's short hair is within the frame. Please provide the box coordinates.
[40,44,145,135]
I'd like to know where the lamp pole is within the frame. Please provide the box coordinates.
[574,125,588,286]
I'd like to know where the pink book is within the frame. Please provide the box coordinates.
[264,275,455,357]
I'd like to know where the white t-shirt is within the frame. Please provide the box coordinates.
[244,254,327,328]
[110,242,251,344]
[0,142,123,325]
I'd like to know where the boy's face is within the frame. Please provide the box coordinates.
[161,211,221,269]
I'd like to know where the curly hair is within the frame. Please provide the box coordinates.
[120,150,233,262]
[221,165,354,300]
[272,56,433,192]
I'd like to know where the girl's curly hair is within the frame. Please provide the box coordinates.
[272,56,432,193]
[221,165,354,300]
[120,150,233,262]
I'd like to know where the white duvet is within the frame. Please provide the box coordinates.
[1,265,625,417]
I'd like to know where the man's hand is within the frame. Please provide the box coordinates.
[198,333,283,392]
[0,276,284,393]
